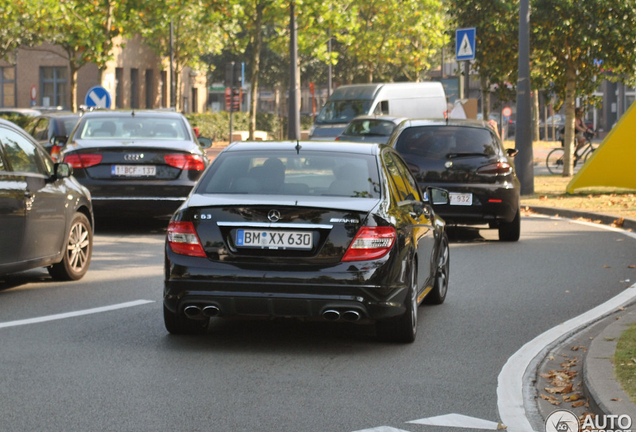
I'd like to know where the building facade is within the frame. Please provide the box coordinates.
[0,35,206,113]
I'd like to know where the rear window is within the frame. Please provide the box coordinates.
[76,117,188,140]
[197,151,380,198]
[343,120,395,137]
[395,126,500,159]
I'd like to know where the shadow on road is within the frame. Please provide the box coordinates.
[94,217,170,236]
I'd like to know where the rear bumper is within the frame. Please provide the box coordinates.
[423,181,520,225]
[164,251,409,322]
[92,197,185,218]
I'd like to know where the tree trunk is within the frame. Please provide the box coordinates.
[249,5,264,140]
[70,59,78,113]
[563,64,577,176]
[481,75,490,119]
[532,90,540,142]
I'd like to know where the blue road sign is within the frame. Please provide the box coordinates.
[456,28,476,61]
[85,86,112,109]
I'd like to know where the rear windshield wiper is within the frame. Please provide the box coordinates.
[446,152,490,159]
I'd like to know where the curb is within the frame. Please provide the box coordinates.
[584,306,636,419]
[523,205,636,231]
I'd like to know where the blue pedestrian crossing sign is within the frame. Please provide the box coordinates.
[456,28,476,61]
[85,85,112,109]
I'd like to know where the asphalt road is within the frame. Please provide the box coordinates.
[1,217,635,432]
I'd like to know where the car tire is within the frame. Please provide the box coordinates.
[163,304,208,335]
[498,208,520,242]
[376,264,417,343]
[48,212,92,281]
[425,233,449,305]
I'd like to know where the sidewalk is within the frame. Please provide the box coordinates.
[525,183,636,428]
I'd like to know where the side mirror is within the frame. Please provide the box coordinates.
[54,162,72,179]
[198,136,213,148]
[506,148,518,157]
[427,187,449,205]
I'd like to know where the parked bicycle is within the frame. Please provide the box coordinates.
[545,131,597,175]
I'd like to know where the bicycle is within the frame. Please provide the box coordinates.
[545,130,597,175]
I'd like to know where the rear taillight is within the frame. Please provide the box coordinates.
[476,162,512,176]
[342,226,396,262]
[335,136,340,141]
[164,154,205,171]
[167,221,206,257]
[50,145,62,161]
[63,153,103,169]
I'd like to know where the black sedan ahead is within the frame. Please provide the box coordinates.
[163,141,450,343]
[336,115,406,144]
[60,110,210,219]
[388,119,521,241]
[0,119,94,280]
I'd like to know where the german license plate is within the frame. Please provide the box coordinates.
[449,192,473,206]
[236,230,313,250]
[112,165,156,177]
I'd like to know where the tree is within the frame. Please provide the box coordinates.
[338,0,447,83]
[34,0,136,112]
[447,0,518,119]
[136,0,225,111]
[532,0,636,176]
[0,0,45,60]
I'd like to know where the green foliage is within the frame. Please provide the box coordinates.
[448,0,518,111]
[0,0,46,59]
[186,112,284,141]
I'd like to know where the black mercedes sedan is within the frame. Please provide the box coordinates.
[388,119,521,241]
[60,110,210,219]
[163,141,450,343]
[0,119,94,280]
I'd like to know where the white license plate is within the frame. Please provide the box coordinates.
[449,192,473,206]
[236,230,313,250]
[112,165,156,177]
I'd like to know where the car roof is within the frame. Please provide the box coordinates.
[224,140,383,156]
[401,118,492,129]
[349,115,408,123]
[78,110,185,119]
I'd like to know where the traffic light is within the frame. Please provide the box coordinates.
[225,62,242,88]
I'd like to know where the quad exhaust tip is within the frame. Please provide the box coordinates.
[322,310,340,321]
[184,305,202,319]
[322,309,362,322]
[342,310,361,322]
[202,305,221,318]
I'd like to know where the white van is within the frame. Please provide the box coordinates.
[309,82,447,140]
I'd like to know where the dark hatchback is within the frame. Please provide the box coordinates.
[25,112,81,160]
[0,119,94,280]
[164,141,450,343]
[388,119,520,241]
[60,110,209,219]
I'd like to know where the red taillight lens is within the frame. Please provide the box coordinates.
[476,162,512,176]
[342,226,396,262]
[164,154,205,171]
[167,221,206,257]
[63,153,103,169]
[335,136,340,141]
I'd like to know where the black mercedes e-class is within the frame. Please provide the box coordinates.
[163,141,450,343]
[60,110,209,219]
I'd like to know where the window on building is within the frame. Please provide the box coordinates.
[145,69,153,108]
[0,67,16,108]
[130,68,139,109]
[161,71,167,108]
[40,67,68,108]
[115,68,123,108]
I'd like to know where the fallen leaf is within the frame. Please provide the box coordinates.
[545,383,573,394]
[611,398,622,402]
[540,394,561,405]
[605,337,616,341]
[629,265,636,269]
[613,217,625,227]
[604,265,611,268]
[572,400,586,408]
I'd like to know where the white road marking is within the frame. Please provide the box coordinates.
[498,216,636,432]
[408,413,502,430]
[352,427,412,432]
[0,300,155,329]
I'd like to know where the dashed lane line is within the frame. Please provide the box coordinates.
[0,300,155,329]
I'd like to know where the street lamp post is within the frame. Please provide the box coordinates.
[288,1,300,140]
[515,0,534,194]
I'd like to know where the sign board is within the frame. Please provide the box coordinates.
[30,84,37,101]
[84,85,112,109]
[456,28,476,61]
[502,107,512,118]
